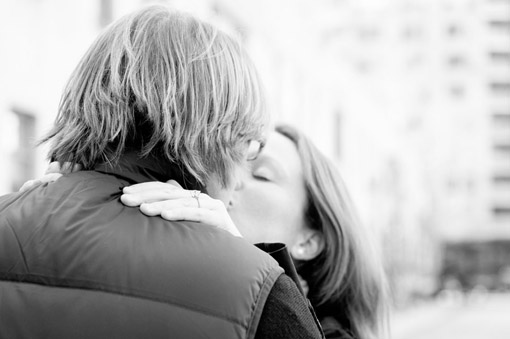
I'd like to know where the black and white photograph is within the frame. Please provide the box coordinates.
[0,0,509,338]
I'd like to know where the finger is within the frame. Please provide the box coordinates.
[19,179,42,193]
[123,181,180,194]
[73,163,82,172]
[121,191,178,207]
[40,173,64,183]
[60,162,83,173]
[19,172,65,192]
[138,197,216,216]
[121,188,194,206]
[161,208,242,237]
[45,162,62,174]
[165,179,182,188]
[160,207,220,226]
[61,162,75,173]
[120,193,140,207]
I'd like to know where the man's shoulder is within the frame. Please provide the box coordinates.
[1,171,123,205]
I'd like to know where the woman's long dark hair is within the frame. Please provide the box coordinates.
[276,125,389,339]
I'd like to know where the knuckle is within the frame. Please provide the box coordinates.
[163,188,174,195]
[19,181,33,192]
[184,199,193,208]
[162,210,177,220]
[195,209,205,221]
[167,180,183,189]
[159,201,174,210]
[46,173,63,182]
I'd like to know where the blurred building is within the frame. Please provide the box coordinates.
[0,0,508,304]
[317,0,510,302]
[486,0,510,237]
[0,0,107,193]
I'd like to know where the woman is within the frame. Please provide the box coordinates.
[23,125,389,339]
[120,124,389,339]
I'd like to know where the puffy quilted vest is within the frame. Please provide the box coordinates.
[0,160,284,339]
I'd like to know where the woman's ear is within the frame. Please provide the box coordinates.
[290,229,324,260]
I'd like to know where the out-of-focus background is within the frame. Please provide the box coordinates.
[1,0,509,337]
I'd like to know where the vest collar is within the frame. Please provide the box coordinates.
[93,152,202,190]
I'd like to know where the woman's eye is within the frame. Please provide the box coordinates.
[252,173,269,181]
[252,168,271,182]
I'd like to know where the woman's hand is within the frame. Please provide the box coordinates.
[121,181,243,238]
[19,162,82,192]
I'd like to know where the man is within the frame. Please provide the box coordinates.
[0,6,323,339]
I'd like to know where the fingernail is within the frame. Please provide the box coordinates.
[121,194,136,206]
[141,203,154,215]
[161,211,174,219]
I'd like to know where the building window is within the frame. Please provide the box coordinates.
[493,113,510,124]
[493,207,510,216]
[493,143,510,152]
[489,20,510,31]
[493,175,510,183]
[450,84,465,97]
[448,55,466,67]
[490,82,510,95]
[447,24,461,36]
[489,51,510,63]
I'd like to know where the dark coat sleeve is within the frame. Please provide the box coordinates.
[254,274,324,339]
[254,243,304,295]
[321,316,353,339]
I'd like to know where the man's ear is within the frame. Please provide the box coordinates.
[290,229,324,260]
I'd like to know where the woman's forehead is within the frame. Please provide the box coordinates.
[261,132,304,179]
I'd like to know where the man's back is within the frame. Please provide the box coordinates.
[0,160,298,338]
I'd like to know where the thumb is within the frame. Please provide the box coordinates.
[165,179,183,189]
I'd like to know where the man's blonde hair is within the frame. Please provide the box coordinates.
[42,5,267,187]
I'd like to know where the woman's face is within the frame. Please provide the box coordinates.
[227,132,309,246]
